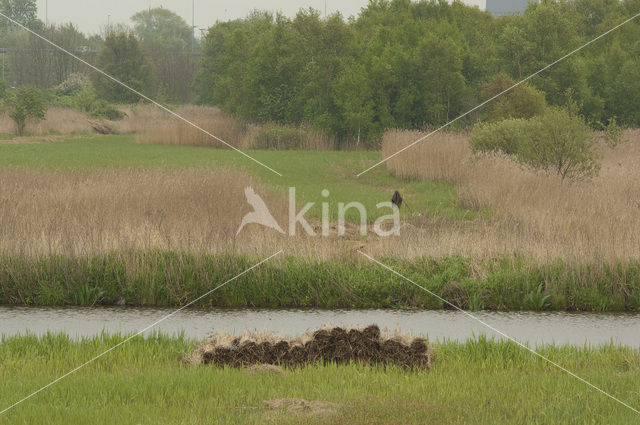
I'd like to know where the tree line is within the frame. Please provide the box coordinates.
[0,0,199,103]
[194,0,640,145]
[1,0,640,146]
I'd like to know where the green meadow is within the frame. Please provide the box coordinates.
[0,332,639,424]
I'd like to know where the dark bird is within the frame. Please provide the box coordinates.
[391,190,403,208]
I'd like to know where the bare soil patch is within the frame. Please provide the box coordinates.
[0,135,71,144]
[246,364,286,375]
[264,398,338,416]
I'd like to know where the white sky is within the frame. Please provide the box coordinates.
[35,0,485,36]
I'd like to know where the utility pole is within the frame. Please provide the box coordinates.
[45,0,48,26]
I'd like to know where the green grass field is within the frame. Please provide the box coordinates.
[0,333,639,424]
[0,134,483,221]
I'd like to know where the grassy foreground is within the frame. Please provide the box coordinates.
[0,332,639,424]
[2,252,640,311]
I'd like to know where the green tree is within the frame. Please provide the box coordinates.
[8,23,88,88]
[333,61,376,145]
[192,0,640,140]
[607,58,640,125]
[481,73,546,122]
[0,0,41,30]
[91,32,153,103]
[417,33,466,124]
[0,79,7,99]
[497,23,534,79]
[5,85,46,135]
[243,13,301,123]
[624,0,640,14]
[290,10,353,131]
[131,8,197,102]
[131,8,192,47]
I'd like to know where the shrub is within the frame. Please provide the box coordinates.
[254,126,306,150]
[54,73,91,97]
[88,100,125,120]
[525,106,599,179]
[79,87,99,111]
[64,86,125,120]
[4,85,47,136]
[468,118,532,157]
[470,106,599,180]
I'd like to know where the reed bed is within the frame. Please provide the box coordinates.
[132,105,335,150]
[131,105,256,148]
[0,104,336,150]
[381,129,640,264]
[0,107,93,136]
[2,136,640,309]
[0,167,289,257]
[2,250,640,310]
[0,166,401,261]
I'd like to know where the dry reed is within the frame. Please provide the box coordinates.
[0,167,377,260]
[132,105,256,149]
[0,104,335,151]
[0,107,93,136]
[380,129,640,263]
[0,167,284,256]
[5,128,640,263]
[132,105,334,150]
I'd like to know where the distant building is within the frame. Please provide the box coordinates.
[486,0,537,16]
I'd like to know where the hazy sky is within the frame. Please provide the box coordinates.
[35,0,485,36]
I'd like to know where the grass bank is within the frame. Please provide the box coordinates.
[2,252,640,311]
[0,332,639,424]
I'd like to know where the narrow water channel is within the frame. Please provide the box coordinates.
[2,307,639,346]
